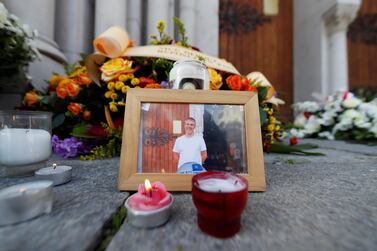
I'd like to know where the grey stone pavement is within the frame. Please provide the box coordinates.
[0,139,376,251]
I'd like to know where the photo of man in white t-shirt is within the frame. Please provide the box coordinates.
[173,117,207,173]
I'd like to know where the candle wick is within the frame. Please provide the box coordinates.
[149,189,152,197]
[53,163,57,170]
[234,180,238,185]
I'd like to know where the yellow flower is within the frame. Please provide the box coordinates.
[267,124,275,132]
[110,93,118,100]
[115,81,124,90]
[208,68,223,90]
[69,66,87,78]
[118,101,125,106]
[109,102,118,112]
[275,125,281,131]
[105,91,113,99]
[107,81,115,90]
[157,20,165,33]
[121,86,130,93]
[118,74,128,82]
[269,117,276,124]
[135,86,141,88]
[100,58,133,82]
[131,78,140,86]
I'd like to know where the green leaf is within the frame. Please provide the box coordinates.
[40,96,50,105]
[291,143,319,150]
[259,107,267,125]
[52,113,65,128]
[270,142,325,156]
[257,86,268,101]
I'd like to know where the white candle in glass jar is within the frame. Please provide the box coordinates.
[0,128,51,166]
[198,177,246,192]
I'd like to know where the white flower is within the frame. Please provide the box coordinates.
[354,118,371,129]
[293,101,321,113]
[289,128,306,138]
[0,3,8,28]
[324,101,342,113]
[318,131,334,140]
[317,111,335,126]
[293,113,306,128]
[303,116,321,134]
[292,91,377,140]
[341,109,362,120]
[332,118,353,133]
[369,123,377,137]
[358,102,377,119]
[342,96,362,109]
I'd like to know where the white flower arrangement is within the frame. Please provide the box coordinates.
[290,91,377,141]
[0,3,39,91]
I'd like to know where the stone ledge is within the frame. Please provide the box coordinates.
[0,156,128,251]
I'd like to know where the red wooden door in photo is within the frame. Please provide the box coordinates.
[141,103,189,173]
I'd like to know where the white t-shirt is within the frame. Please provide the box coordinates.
[173,134,207,168]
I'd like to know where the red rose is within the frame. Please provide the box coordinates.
[67,103,82,116]
[289,136,298,146]
[226,75,242,90]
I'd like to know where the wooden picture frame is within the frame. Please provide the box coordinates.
[118,89,265,191]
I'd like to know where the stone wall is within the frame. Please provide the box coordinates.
[294,0,361,102]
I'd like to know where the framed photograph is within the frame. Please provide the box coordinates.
[118,89,265,191]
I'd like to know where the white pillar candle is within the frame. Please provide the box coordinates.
[198,177,246,193]
[0,128,51,166]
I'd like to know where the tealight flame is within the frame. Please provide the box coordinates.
[144,179,152,197]
[53,163,57,169]
[161,168,165,173]
[19,188,26,195]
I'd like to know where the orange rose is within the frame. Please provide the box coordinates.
[67,82,80,97]
[139,77,156,87]
[83,110,91,121]
[67,103,82,116]
[244,85,257,92]
[23,90,40,107]
[145,83,161,88]
[58,78,72,88]
[78,74,92,87]
[226,75,242,90]
[56,86,68,99]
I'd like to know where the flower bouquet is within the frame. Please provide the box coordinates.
[290,90,377,144]
[0,3,38,92]
[22,18,285,159]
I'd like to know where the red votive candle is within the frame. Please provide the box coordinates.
[192,171,248,238]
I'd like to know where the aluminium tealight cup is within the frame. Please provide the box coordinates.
[124,194,173,228]
[35,165,72,186]
[0,181,53,226]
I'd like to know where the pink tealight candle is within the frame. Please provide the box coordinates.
[125,179,173,228]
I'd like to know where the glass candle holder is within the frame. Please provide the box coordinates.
[192,171,248,238]
[0,110,52,177]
